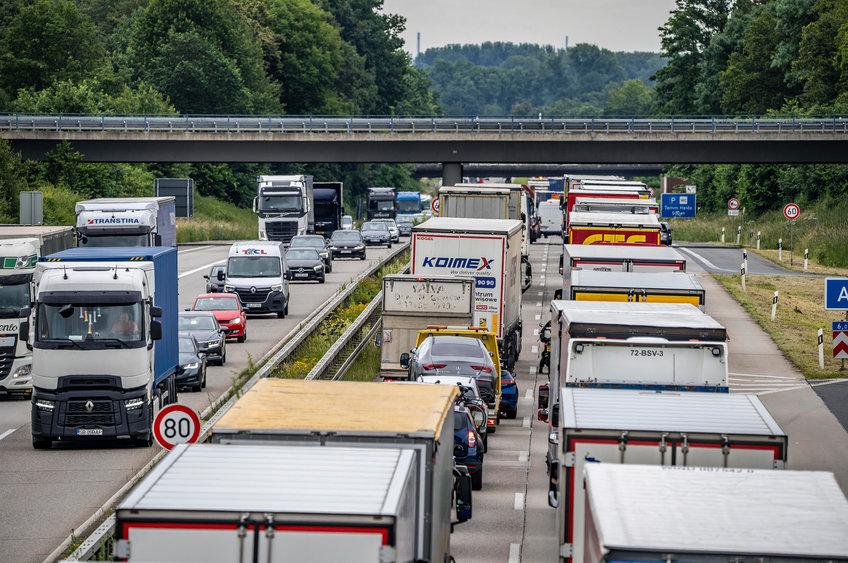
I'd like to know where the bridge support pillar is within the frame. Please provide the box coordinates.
[442,162,462,187]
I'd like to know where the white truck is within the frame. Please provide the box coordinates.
[379,274,476,381]
[567,270,706,310]
[75,197,176,247]
[571,196,658,215]
[582,465,848,563]
[115,443,466,563]
[444,183,531,258]
[438,185,511,220]
[411,217,524,370]
[254,174,315,244]
[560,243,686,278]
[209,378,470,563]
[551,388,788,563]
[0,226,74,396]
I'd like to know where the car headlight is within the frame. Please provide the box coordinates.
[354,244,364,249]
[35,399,54,411]
[224,285,235,292]
[313,265,323,271]
[202,339,220,347]
[12,364,31,378]
[270,284,284,292]
[319,251,329,257]
[228,318,243,325]
[184,362,200,370]
[329,245,338,250]
[125,397,144,410]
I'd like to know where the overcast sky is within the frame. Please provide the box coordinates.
[382,0,678,55]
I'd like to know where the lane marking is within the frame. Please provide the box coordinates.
[518,451,529,463]
[529,367,537,375]
[509,543,520,563]
[179,259,226,279]
[535,301,542,307]
[522,417,531,428]
[525,389,534,399]
[178,245,212,255]
[677,247,735,273]
[534,314,541,320]
[729,372,800,380]
[533,329,539,336]
[531,345,538,354]
[514,493,524,510]
[537,291,544,296]
[0,428,15,441]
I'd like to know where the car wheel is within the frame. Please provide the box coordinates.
[237,331,245,343]
[32,437,52,450]
[327,261,332,273]
[471,467,483,491]
[200,367,207,389]
[360,253,366,260]
[319,274,325,284]
[220,344,226,365]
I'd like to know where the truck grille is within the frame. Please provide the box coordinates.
[66,414,115,425]
[65,399,116,427]
[235,287,271,304]
[0,344,15,377]
[68,400,112,413]
[266,221,298,244]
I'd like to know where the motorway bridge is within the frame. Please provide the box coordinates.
[4,113,848,185]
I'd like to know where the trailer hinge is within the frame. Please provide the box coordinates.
[564,452,576,467]
[560,543,573,558]
[115,539,131,559]
[379,545,396,563]
[618,431,629,463]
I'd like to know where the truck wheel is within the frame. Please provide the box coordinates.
[32,437,52,450]
[471,467,483,491]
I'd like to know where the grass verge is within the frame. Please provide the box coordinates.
[176,194,257,242]
[715,273,847,378]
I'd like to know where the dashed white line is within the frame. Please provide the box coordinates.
[534,314,541,320]
[533,329,540,336]
[179,259,226,279]
[525,389,534,399]
[518,451,529,463]
[677,247,735,273]
[509,543,520,563]
[522,417,531,428]
[535,301,542,307]
[0,429,15,441]
[537,291,544,296]
[514,493,524,510]
[529,367,537,375]
[531,345,538,354]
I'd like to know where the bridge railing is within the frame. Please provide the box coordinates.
[2,113,848,135]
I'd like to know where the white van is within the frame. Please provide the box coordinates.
[222,241,290,317]
[537,199,561,237]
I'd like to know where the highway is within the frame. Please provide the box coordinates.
[0,242,396,563]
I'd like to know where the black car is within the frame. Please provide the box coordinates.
[289,235,333,272]
[660,222,673,246]
[454,405,485,490]
[284,248,325,283]
[177,334,207,392]
[178,311,227,365]
[203,263,226,293]
[328,230,367,260]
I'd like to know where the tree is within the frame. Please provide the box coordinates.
[794,0,848,106]
[605,80,656,115]
[0,139,29,223]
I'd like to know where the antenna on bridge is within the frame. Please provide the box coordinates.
[417,32,421,58]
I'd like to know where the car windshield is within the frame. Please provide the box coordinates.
[227,256,281,278]
[179,337,196,354]
[431,339,486,359]
[194,297,239,312]
[286,249,320,260]
[362,223,387,231]
[332,231,360,241]
[291,237,324,248]
[37,302,143,345]
[179,315,218,331]
[397,217,413,225]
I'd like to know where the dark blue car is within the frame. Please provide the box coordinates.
[454,405,485,490]
[499,371,519,419]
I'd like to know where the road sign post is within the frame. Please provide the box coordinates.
[783,203,799,266]
[153,404,201,450]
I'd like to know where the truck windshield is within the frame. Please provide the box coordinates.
[397,199,420,213]
[227,256,282,278]
[0,283,30,318]
[369,200,395,212]
[80,234,149,247]
[258,193,303,213]
[36,303,143,345]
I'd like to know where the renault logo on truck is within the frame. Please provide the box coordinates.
[421,257,494,270]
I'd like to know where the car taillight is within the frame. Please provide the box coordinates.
[467,429,476,449]
[471,365,492,373]
[422,364,446,370]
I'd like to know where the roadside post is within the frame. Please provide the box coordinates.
[757,231,760,250]
[741,262,746,292]
[743,249,748,277]
[771,291,779,321]
[804,249,809,270]
[818,329,825,369]
[825,278,848,370]
[784,203,799,266]
[736,226,741,245]
[779,238,782,261]
[750,230,753,247]
[721,227,725,243]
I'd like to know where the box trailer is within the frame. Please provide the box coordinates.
[562,187,647,230]
[411,217,523,370]
[379,274,476,381]
[75,197,176,247]
[568,270,706,310]
[552,388,788,563]
[313,181,344,236]
[560,243,686,278]
[582,465,848,563]
[209,379,461,563]
[116,444,420,563]
[567,211,661,246]
[438,186,511,220]
[571,196,658,215]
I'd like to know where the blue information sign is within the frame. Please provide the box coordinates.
[833,321,848,331]
[825,278,848,310]
[661,194,696,218]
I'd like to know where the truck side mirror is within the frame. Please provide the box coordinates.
[548,459,560,508]
[217,270,225,281]
[252,197,258,213]
[399,353,410,369]
[151,306,162,318]
[154,234,162,246]
[151,320,162,341]
[453,466,473,524]
[550,401,560,428]
[19,308,30,349]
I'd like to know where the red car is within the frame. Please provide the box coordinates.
[189,294,247,342]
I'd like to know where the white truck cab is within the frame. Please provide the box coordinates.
[222,241,290,317]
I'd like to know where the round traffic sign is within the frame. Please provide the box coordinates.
[647,186,655,197]
[431,198,440,215]
[783,203,800,220]
[153,404,201,450]
[728,198,740,210]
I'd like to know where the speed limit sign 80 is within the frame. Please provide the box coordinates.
[783,203,800,220]
[153,404,201,450]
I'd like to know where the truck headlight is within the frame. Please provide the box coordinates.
[12,364,31,378]
[36,399,54,411]
[224,285,235,293]
[125,397,145,410]
[270,284,284,292]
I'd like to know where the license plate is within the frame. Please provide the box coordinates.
[341,250,351,254]
[77,428,103,436]
[0,336,14,347]
[295,273,309,278]
[245,303,261,308]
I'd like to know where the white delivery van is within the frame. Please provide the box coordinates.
[222,241,290,317]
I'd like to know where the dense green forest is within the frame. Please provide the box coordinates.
[415,42,665,116]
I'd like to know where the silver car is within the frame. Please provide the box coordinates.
[360,221,392,247]
[373,218,400,242]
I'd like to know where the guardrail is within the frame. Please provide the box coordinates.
[5,113,848,135]
[59,243,409,562]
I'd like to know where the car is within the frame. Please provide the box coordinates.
[176,334,206,392]
[529,215,541,242]
[189,293,247,342]
[178,311,227,365]
[328,229,367,260]
[284,248,325,283]
[660,222,673,246]
[499,371,519,419]
[203,263,226,293]
[289,234,333,272]
[454,404,485,490]
[360,221,392,247]
[373,218,400,242]
[404,335,498,409]
[396,216,414,236]
[341,215,354,230]
[417,375,489,451]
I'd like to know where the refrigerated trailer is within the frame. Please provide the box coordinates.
[559,243,686,278]
[438,186,511,220]
[116,444,421,563]
[568,270,706,310]
[552,388,788,563]
[567,211,662,246]
[582,465,848,563]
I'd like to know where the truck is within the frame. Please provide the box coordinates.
[562,186,647,231]
[30,246,178,449]
[438,186,511,220]
[411,217,524,370]
[560,242,685,279]
[571,196,658,215]
[367,187,398,220]
[567,270,706,310]
[115,443,466,563]
[379,274,476,381]
[254,175,315,244]
[312,181,344,236]
[397,191,424,222]
[567,211,662,246]
[551,389,788,563]
[0,226,75,396]
[582,465,848,563]
[75,197,176,247]
[209,378,468,563]
[450,183,532,258]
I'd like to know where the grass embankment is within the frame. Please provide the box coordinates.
[271,251,408,380]
[176,194,257,242]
